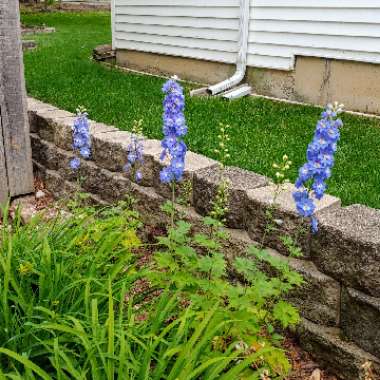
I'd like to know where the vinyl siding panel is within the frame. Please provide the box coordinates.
[114,0,380,70]
[113,0,240,63]
[248,0,380,70]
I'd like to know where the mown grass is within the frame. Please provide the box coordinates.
[21,11,380,209]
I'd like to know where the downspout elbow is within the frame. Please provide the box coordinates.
[207,66,246,95]
[207,0,250,96]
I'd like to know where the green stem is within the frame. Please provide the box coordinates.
[261,184,281,248]
[170,181,176,229]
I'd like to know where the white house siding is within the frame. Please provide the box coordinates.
[248,0,380,70]
[113,0,240,64]
[113,0,380,71]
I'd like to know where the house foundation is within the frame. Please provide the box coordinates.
[116,50,380,115]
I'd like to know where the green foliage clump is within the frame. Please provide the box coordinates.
[0,203,302,379]
[149,215,303,379]
[0,204,141,377]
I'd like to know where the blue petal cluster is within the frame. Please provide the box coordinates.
[159,78,188,183]
[124,133,144,183]
[293,103,343,233]
[70,109,91,170]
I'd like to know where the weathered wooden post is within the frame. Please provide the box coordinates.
[0,0,34,204]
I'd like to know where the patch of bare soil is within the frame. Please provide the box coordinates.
[285,336,337,380]
[20,2,110,13]
[21,24,55,35]
[7,178,55,224]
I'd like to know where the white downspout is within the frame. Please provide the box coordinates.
[207,0,250,95]
[111,0,116,50]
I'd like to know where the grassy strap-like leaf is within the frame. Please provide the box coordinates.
[218,347,274,380]
[0,348,50,380]
[107,279,115,380]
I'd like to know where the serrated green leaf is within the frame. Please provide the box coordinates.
[194,234,219,250]
[272,301,300,328]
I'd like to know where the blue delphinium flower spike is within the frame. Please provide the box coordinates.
[70,107,91,170]
[160,77,187,184]
[293,102,344,233]
[124,119,144,183]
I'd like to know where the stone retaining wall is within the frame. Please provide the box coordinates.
[27,97,380,380]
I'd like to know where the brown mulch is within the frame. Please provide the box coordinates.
[33,177,54,210]
[285,336,337,380]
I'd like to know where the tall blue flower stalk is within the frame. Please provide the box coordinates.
[124,119,144,183]
[70,107,91,170]
[293,102,344,233]
[159,77,188,184]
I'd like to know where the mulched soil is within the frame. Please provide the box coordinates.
[285,336,337,380]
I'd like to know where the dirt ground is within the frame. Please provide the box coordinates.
[285,337,337,380]
[20,1,110,13]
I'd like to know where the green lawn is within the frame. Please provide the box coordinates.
[21,12,380,209]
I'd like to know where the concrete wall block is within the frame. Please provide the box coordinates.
[214,227,340,326]
[193,166,269,229]
[89,121,118,135]
[341,287,380,358]
[27,98,58,113]
[36,108,73,122]
[32,107,162,178]
[39,167,108,207]
[30,134,61,171]
[40,168,66,200]
[79,164,131,204]
[32,159,46,179]
[86,130,129,172]
[32,136,132,204]
[267,248,341,326]
[152,150,218,203]
[28,112,37,133]
[136,139,162,187]
[91,129,162,187]
[129,182,167,226]
[222,229,254,263]
[33,110,74,149]
[298,319,380,380]
[34,113,55,143]
[246,183,341,258]
[53,116,77,151]
[311,205,380,297]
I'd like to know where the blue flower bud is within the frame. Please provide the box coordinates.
[70,157,81,170]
